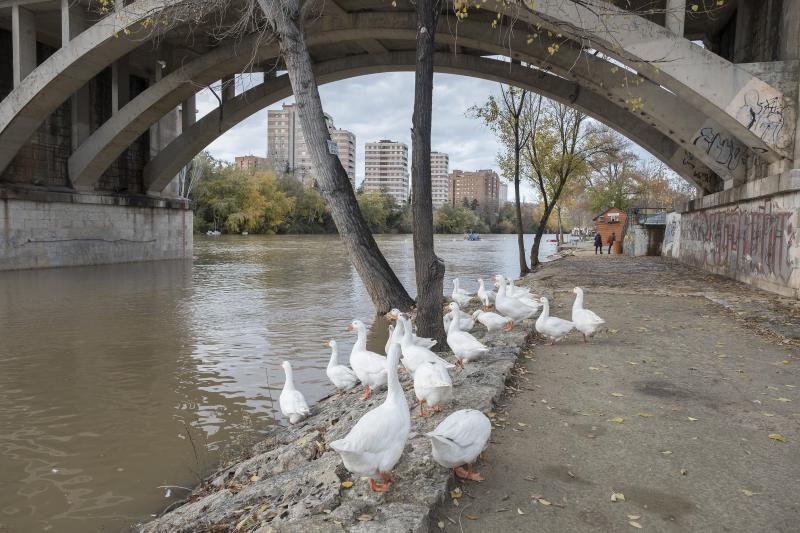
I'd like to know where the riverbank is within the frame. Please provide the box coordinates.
[429,251,799,532]
[139,313,532,532]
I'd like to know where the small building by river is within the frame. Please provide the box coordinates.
[593,207,627,252]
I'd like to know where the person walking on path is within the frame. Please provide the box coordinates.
[608,232,616,254]
[594,233,603,254]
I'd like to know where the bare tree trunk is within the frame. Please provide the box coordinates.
[557,205,563,244]
[513,148,530,276]
[530,206,554,268]
[259,0,413,313]
[410,0,446,346]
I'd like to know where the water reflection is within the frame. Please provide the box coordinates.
[0,233,555,532]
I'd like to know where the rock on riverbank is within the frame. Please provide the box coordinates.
[140,323,530,532]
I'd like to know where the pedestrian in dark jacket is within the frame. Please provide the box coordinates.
[594,233,603,254]
[608,232,616,254]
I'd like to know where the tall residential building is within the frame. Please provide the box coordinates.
[234,155,269,174]
[331,128,356,185]
[266,103,355,187]
[499,182,509,205]
[431,152,449,208]
[364,140,409,204]
[448,169,501,214]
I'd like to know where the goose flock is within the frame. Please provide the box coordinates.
[278,277,606,492]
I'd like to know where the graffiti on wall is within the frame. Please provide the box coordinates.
[680,207,796,284]
[662,213,680,258]
[727,79,795,151]
[692,126,746,172]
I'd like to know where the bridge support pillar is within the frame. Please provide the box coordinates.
[665,0,685,37]
[112,56,130,114]
[0,188,192,271]
[11,5,36,87]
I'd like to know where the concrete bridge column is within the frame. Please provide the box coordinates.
[665,0,685,37]
[112,56,130,114]
[222,75,236,101]
[62,1,90,155]
[11,5,36,87]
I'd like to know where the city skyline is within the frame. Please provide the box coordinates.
[193,72,546,199]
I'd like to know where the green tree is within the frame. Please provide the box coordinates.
[469,86,534,276]
[525,97,604,267]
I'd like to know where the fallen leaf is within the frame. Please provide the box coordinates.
[608,417,625,423]
[627,361,638,365]
[687,417,699,421]
[628,514,641,520]
[660,450,673,455]
[518,422,528,427]
[741,489,757,497]
[611,492,625,502]
[357,514,374,521]
[437,520,444,529]
[340,481,353,488]
[465,514,480,520]
[768,433,787,442]
[638,412,654,417]
[782,360,790,365]
[629,520,642,529]
[538,498,552,506]
[681,468,688,475]
[609,329,619,334]
[250,475,259,482]
[611,393,625,397]
[777,397,792,402]
[517,508,525,515]
[589,366,600,371]
[486,411,496,418]
[450,487,463,499]
[763,412,776,417]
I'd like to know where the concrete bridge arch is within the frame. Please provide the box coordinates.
[0,0,798,296]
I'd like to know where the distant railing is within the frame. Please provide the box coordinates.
[628,207,667,226]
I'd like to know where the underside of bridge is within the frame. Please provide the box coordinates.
[0,0,798,296]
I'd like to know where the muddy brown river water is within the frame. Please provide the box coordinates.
[0,233,557,532]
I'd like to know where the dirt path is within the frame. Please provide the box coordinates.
[430,253,799,532]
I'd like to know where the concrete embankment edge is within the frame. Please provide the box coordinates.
[140,325,530,532]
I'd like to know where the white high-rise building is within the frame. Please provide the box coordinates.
[431,152,449,208]
[266,103,355,187]
[499,182,509,205]
[364,140,409,204]
[331,128,356,186]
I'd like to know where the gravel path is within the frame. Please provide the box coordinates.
[429,250,799,533]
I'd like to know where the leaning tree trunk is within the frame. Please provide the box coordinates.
[530,205,553,268]
[410,0,446,346]
[556,205,563,244]
[513,150,529,276]
[259,0,413,313]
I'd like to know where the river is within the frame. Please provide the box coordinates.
[0,233,558,532]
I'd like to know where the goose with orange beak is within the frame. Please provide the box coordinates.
[346,320,388,400]
[325,339,359,395]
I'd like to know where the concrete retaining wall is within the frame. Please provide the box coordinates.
[0,195,192,270]
[664,191,799,298]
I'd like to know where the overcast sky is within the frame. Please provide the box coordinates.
[194,72,653,202]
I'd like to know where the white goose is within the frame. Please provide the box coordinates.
[384,325,395,356]
[477,278,496,308]
[325,339,359,394]
[451,278,473,307]
[386,309,437,349]
[443,307,476,332]
[446,302,489,366]
[536,297,575,344]
[397,314,455,375]
[495,275,539,322]
[472,309,513,332]
[413,360,453,417]
[571,287,606,342]
[506,278,540,308]
[426,409,491,481]
[279,361,311,424]
[346,320,388,400]
[329,343,410,492]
